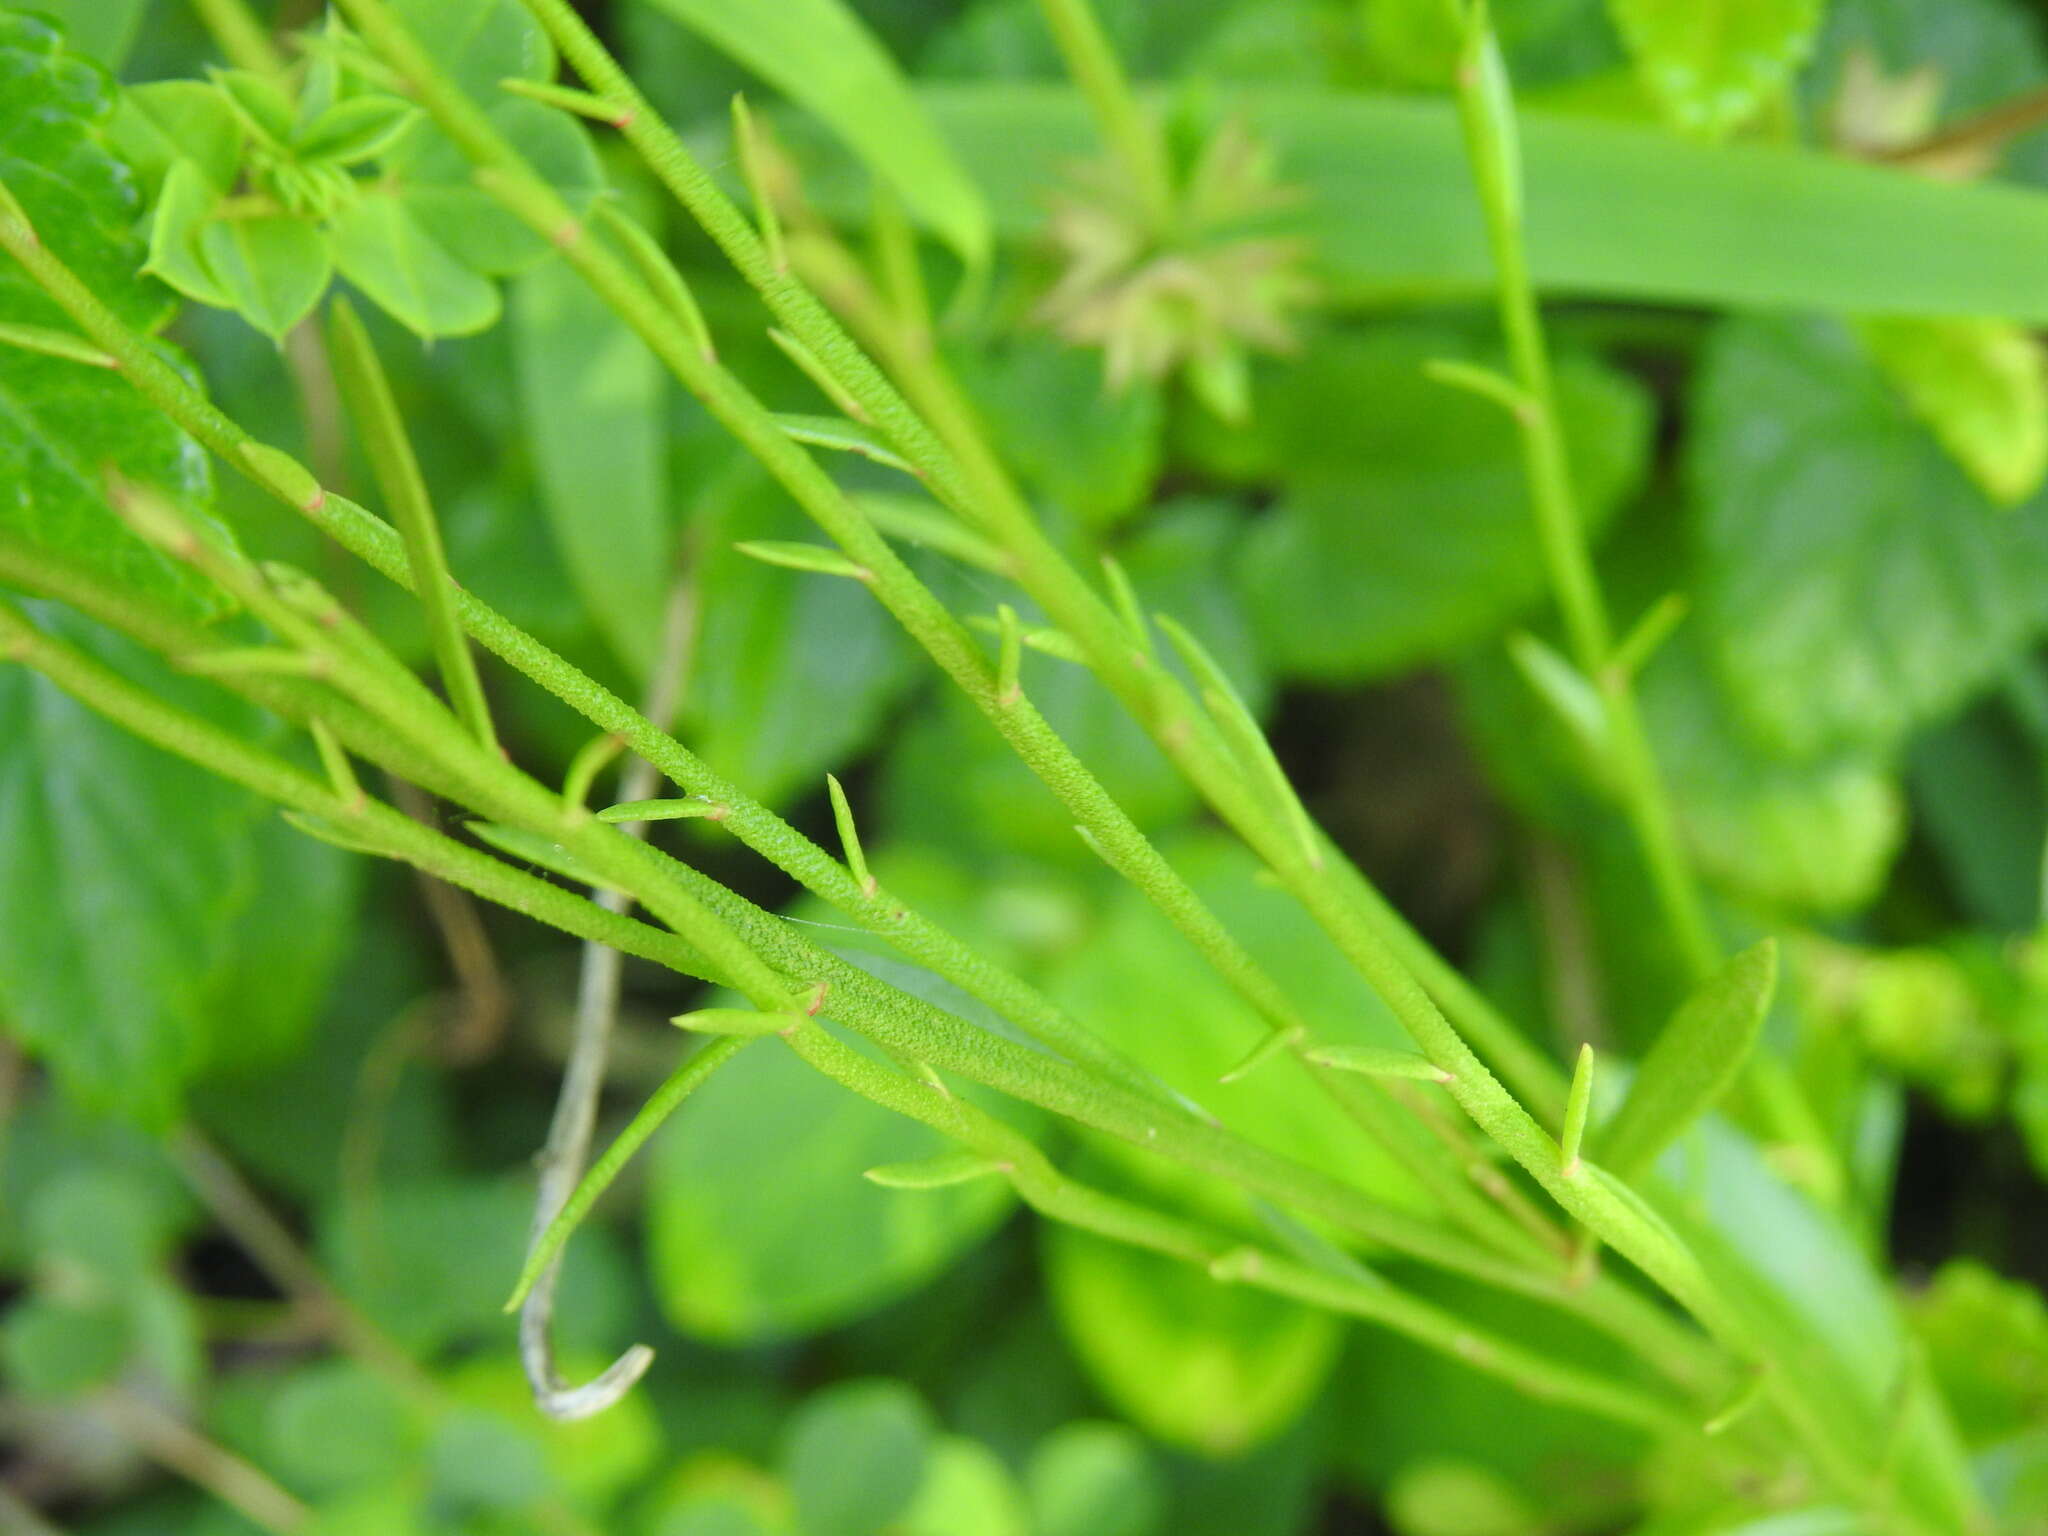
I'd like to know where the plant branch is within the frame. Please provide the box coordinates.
[96,1388,307,1535]
[519,573,699,1421]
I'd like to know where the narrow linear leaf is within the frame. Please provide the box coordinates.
[671,1008,793,1039]
[1598,939,1778,1182]
[1562,1043,1595,1175]
[775,413,917,474]
[733,540,871,579]
[1303,1044,1451,1083]
[646,0,990,267]
[465,821,609,888]
[597,797,724,823]
[863,1151,1003,1189]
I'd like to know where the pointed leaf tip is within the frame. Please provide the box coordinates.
[1597,939,1777,1182]
[863,1150,1002,1189]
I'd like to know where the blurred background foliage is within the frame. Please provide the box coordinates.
[6,0,2048,1532]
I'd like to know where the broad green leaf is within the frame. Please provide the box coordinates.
[645,1029,1013,1342]
[779,1379,932,1536]
[142,158,233,307]
[899,1437,1030,1536]
[1041,1222,1341,1455]
[0,13,225,617]
[199,812,361,1076]
[1690,314,2048,759]
[0,1296,129,1399]
[1909,1259,2048,1446]
[292,95,419,166]
[863,85,2048,319]
[1859,316,2048,507]
[684,471,918,809]
[0,611,265,1123]
[387,98,605,279]
[1026,1422,1165,1536]
[265,1361,423,1498]
[647,0,990,267]
[1907,698,2048,933]
[114,82,245,195]
[1329,1271,1649,1528]
[1643,1121,1971,1521]
[1610,0,1824,137]
[330,192,500,338]
[199,214,332,339]
[1236,327,1650,681]
[30,0,147,70]
[952,336,1163,530]
[1383,1459,1541,1536]
[388,0,554,100]
[510,255,672,678]
[1636,622,1905,914]
[321,1176,635,1355]
[1598,940,1777,1181]
[442,1353,662,1509]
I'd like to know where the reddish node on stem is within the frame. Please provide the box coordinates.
[804,981,829,1015]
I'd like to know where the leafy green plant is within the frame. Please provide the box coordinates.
[5,0,2048,1533]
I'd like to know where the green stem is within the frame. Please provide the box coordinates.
[188,0,285,75]
[0,185,1162,1113]
[327,296,499,754]
[1451,22,1715,982]
[510,0,1566,1119]
[0,596,718,987]
[783,1022,1686,1437]
[1028,0,1174,229]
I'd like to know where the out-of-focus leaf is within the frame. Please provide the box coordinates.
[322,1176,634,1355]
[1383,1457,1541,1536]
[31,0,147,70]
[442,1353,662,1510]
[1690,314,2048,759]
[1237,327,1649,681]
[0,613,266,1123]
[1812,0,2048,181]
[1026,1421,1165,1536]
[510,254,672,678]
[1860,316,2048,507]
[1910,1259,2048,1445]
[646,0,990,267]
[646,1030,1013,1342]
[330,192,500,338]
[265,1361,423,1499]
[0,14,226,617]
[0,1296,130,1399]
[779,1379,933,1536]
[1599,940,1776,1180]
[899,1436,1030,1536]
[953,337,1162,530]
[1906,697,2047,933]
[388,0,554,99]
[1041,1223,1340,1456]
[872,84,2048,319]
[293,96,419,167]
[1328,1273,1647,1529]
[199,214,332,340]
[387,98,604,279]
[1609,0,1823,137]
[684,472,917,808]
[113,82,244,195]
